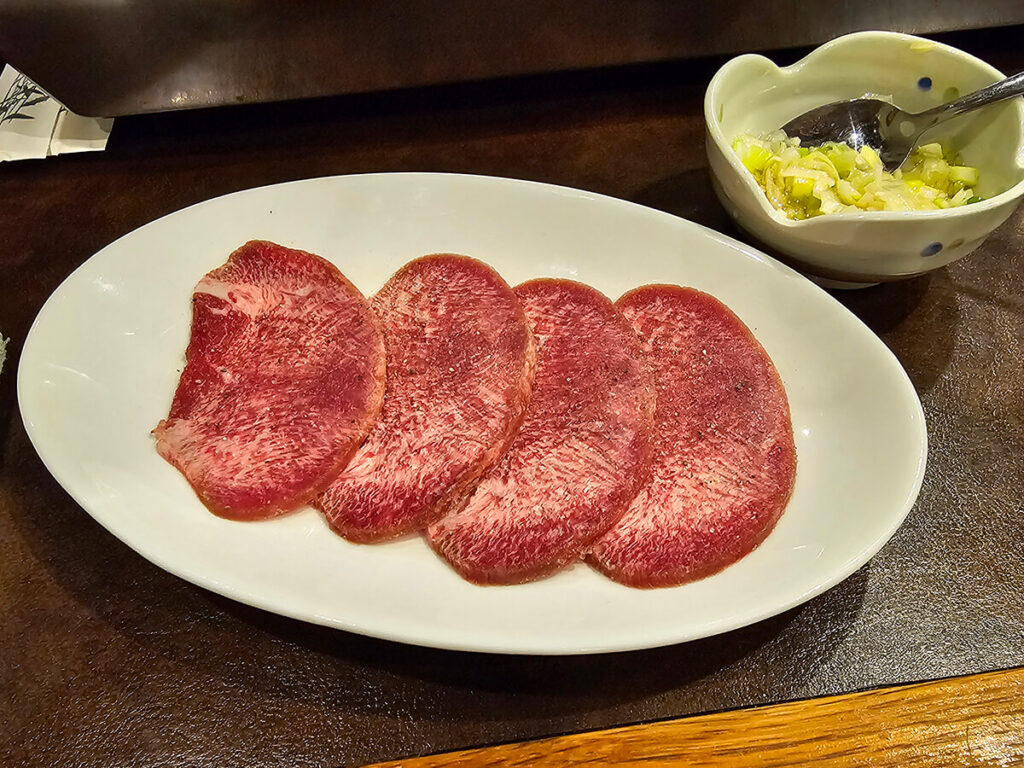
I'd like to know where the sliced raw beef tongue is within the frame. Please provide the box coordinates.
[153,240,386,521]
[316,254,536,542]
[428,279,655,585]
[589,285,797,588]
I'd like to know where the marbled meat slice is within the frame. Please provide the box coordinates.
[589,285,796,588]
[316,254,536,542]
[427,279,655,585]
[153,240,385,520]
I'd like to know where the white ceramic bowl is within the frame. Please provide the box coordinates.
[705,30,1024,286]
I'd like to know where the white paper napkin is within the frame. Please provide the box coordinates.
[0,65,113,161]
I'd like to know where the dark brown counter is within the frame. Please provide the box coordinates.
[2,26,1023,768]
[4,0,1024,116]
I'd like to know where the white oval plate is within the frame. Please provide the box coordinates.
[18,173,926,655]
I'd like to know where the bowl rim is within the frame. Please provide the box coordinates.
[704,29,1024,229]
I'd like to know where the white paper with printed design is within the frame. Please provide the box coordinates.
[0,65,112,161]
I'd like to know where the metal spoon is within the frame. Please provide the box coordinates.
[781,71,1024,171]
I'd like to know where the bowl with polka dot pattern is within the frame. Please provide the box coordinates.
[705,30,1024,288]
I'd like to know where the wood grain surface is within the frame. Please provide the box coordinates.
[369,668,1024,767]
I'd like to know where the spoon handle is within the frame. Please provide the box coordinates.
[917,71,1024,124]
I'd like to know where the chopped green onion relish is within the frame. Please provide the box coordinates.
[732,132,982,219]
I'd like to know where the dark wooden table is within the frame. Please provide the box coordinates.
[2,26,1023,768]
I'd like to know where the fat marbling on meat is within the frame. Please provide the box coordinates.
[153,240,386,520]
[589,285,796,588]
[316,254,537,542]
[428,278,655,584]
